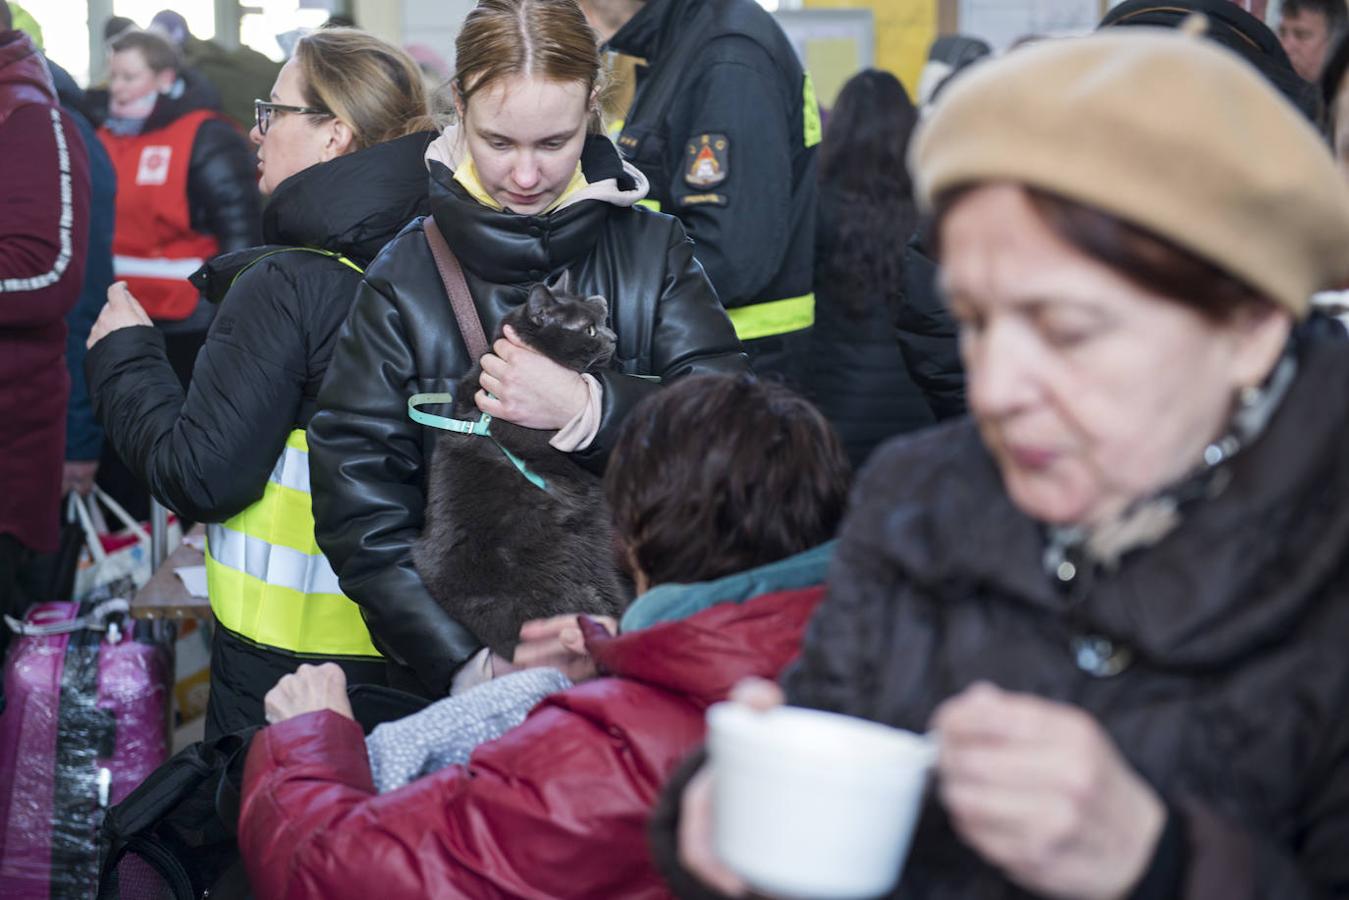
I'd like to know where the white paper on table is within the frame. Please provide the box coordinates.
[182,532,207,552]
[175,565,210,598]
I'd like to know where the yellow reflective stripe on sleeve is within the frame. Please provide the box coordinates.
[727,293,815,342]
[205,545,380,657]
[803,73,821,149]
[286,430,309,452]
[637,198,662,212]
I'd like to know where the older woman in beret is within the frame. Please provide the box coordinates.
[660,27,1349,900]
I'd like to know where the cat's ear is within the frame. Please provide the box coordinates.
[547,270,571,295]
[526,282,553,317]
[586,294,609,316]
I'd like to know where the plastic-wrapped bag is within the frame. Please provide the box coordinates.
[0,598,174,899]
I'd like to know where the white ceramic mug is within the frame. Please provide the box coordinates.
[707,702,937,900]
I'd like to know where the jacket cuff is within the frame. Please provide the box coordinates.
[549,373,603,452]
[254,709,371,784]
[570,370,662,474]
[450,646,494,694]
[1127,801,1188,900]
[84,323,165,384]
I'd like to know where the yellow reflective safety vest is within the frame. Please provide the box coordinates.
[202,245,380,658]
[205,429,380,658]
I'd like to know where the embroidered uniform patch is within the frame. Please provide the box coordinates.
[684,133,729,189]
[136,146,172,186]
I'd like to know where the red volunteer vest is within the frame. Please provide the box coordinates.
[99,109,228,321]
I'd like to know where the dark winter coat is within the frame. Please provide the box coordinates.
[88,70,261,256]
[239,546,831,900]
[897,233,965,421]
[48,57,115,462]
[655,331,1349,898]
[608,0,816,312]
[807,185,934,468]
[0,31,91,552]
[307,135,748,697]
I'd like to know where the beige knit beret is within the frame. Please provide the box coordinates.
[910,28,1349,316]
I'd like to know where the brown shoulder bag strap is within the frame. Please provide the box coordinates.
[424,216,490,361]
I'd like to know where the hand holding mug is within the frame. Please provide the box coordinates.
[676,678,785,897]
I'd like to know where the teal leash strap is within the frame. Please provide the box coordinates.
[491,439,549,493]
[407,393,550,493]
[407,393,492,435]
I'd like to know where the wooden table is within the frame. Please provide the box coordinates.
[130,524,213,620]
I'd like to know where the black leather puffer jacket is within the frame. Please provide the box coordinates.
[308,135,747,695]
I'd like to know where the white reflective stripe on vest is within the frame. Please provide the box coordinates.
[113,255,206,280]
[269,441,310,494]
[206,522,343,597]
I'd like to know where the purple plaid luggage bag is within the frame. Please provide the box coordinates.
[0,599,172,899]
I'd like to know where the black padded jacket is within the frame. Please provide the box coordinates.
[307,135,748,696]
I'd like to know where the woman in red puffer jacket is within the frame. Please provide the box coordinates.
[238,373,850,899]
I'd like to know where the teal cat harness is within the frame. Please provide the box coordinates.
[408,392,550,494]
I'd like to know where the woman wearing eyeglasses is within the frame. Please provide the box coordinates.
[85,28,440,738]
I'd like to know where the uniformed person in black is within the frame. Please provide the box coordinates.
[579,0,819,387]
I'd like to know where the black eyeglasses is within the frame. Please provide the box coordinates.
[254,99,332,136]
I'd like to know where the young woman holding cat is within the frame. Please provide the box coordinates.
[242,373,849,898]
[84,29,440,738]
[307,0,747,699]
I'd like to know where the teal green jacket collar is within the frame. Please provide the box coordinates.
[620,541,835,633]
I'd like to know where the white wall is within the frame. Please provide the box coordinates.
[401,0,476,75]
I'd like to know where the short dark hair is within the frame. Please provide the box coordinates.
[1285,0,1349,30]
[933,186,1275,323]
[104,16,137,42]
[605,374,851,588]
[109,29,180,75]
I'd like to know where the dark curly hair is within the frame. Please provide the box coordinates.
[604,374,851,588]
[816,69,919,319]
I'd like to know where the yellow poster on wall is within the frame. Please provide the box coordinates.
[802,0,935,92]
[805,37,862,108]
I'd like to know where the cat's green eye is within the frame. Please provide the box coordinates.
[586,325,596,336]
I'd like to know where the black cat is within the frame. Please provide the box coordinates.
[413,273,628,659]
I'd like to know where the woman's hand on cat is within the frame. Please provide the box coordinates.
[476,325,589,430]
[512,613,617,682]
[263,663,355,724]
